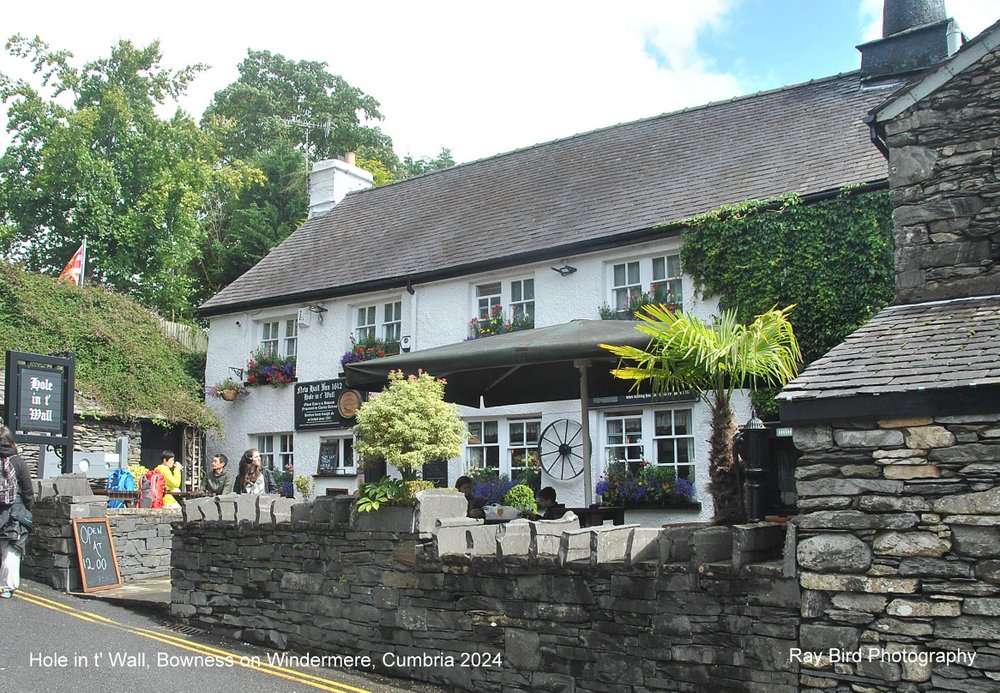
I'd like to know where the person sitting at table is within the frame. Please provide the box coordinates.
[155,450,183,507]
[455,475,485,519]
[535,486,565,520]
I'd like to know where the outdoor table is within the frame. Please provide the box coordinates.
[565,505,625,527]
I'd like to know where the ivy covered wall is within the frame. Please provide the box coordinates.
[677,188,894,416]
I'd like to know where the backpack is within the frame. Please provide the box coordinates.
[138,468,166,509]
[107,468,137,509]
[0,457,17,506]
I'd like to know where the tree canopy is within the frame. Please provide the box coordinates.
[0,35,261,318]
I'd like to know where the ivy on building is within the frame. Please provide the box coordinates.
[675,187,894,418]
[0,263,219,430]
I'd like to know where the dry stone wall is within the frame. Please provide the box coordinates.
[791,413,1000,692]
[170,492,799,693]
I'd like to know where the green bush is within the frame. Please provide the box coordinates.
[503,484,538,515]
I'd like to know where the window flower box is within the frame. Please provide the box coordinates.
[468,305,533,339]
[340,334,401,366]
[599,286,681,320]
[595,460,696,506]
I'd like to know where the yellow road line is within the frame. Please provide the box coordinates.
[15,588,371,693]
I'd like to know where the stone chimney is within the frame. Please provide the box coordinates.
[857,0,962,85]
[307,155,374,219]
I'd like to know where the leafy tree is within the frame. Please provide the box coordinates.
[0,35,260,317]
[202,49,396,166]
[601,305,801,524]
[353,371,465,481]
[193,141,307,305]
[398,147,456,179]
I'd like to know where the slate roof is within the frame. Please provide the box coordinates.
[200,71,891,317]
[778,296,1000,418]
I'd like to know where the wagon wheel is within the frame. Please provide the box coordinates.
[538,419,585,480]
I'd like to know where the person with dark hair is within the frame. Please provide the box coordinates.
[0,425,34,598]
[536,486,565,520]
[455,475,485,519]
[234,448,275,495]
[155,450,183,507]
[202,453,231,496]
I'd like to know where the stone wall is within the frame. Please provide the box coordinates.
[884,43,1000,302]
[108,508,177,581]
[791,413,1000,691]
[170,493,798,693]
[24,475,179,589]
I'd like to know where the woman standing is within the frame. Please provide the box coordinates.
[233,448,276,495]
[0,425,34,599]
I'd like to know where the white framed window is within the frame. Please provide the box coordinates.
[320,436,355,475]
[609,253,683,311]
[602,407,695,482]
[256,433,294,472]
[383,301,402,342]
[652,409,694,479]
[510,279,535,321]
[355,305,377,341]
[604,412,644,465]
[473,278,536,324]
[354,298,402,344]
[508,419,541,487]
[476,282,502,320]
[259,318,297,357]
[612,261,641,311]
[466,420,500,472]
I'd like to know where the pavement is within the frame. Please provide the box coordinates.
[74,575,172,609]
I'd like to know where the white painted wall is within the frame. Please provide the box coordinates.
[205,235,752,523]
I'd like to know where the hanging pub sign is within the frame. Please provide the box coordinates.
[4,351,75,472]
[294,378,362,430]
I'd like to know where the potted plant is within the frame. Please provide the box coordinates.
[353,370,464,481]
[468,304,534,339]
[353,478,436,532]
[503,484,538,516]
[245,346,296,387]
[208,377,250,402]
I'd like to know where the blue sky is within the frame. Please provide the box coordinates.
[1,1,998,162]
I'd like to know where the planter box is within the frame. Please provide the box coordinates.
[351,505,416,533]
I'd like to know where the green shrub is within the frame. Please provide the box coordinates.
[503,484,538,514]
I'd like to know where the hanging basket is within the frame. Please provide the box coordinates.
[220,389,239,402]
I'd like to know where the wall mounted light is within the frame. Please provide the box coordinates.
[305,304,328,324]
[551,263,577,277]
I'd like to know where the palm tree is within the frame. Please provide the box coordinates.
[601,305,801,524]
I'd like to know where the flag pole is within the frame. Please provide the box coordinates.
[79,238,87,287]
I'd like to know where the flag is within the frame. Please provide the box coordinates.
[58,241,86,286]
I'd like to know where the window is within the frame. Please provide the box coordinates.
[610,254,683,311]
[383,301,402,342]
[321,437,355,474]
[256,433,294,472]
[355,306,377,341]
[652,409,694,480]
[354,298,402,343]
[473,278,536,327]
[476,283,502,320]
[510,279,534,321]
[508,419,541,488]
[259,319,297,357]
[602,408,695,482]
[605,412,644,466]
[466,420,500,472]
[612,262,641,310]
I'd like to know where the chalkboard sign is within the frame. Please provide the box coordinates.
[71,518,122,592]
[318,440,357,477]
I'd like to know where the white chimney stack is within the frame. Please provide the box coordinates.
[308,155,373,219]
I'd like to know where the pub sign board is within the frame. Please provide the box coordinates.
[4,350,75,447]
[294,378,362,430]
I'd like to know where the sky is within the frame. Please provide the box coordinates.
[1,1,998,164]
